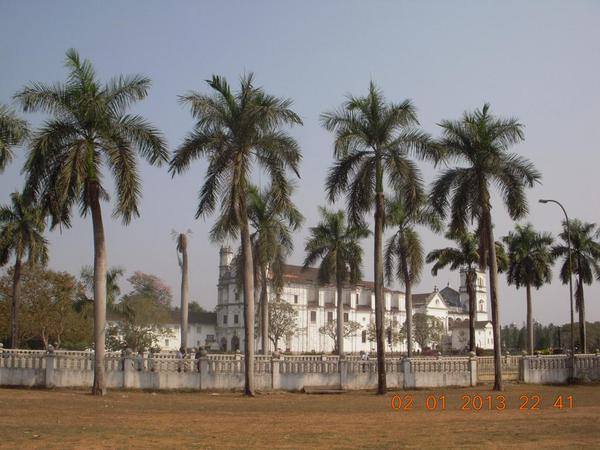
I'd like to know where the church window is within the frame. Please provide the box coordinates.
[310,311,316,322]
[165,339,169,347]
[327,311,333,322]
[294,294,298,304]
[234,314,239,324]
[235,291,239,301]
[344,312,349,322]
[223,314,228,325]
[361,330,367,343]
[479,300,484,312]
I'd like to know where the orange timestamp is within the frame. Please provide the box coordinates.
[390,393,574,411]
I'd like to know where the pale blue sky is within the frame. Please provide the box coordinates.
[1,0,599,326]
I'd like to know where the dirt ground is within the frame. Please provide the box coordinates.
[0,384,599,449]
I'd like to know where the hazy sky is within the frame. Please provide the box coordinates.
[1,0,599,326]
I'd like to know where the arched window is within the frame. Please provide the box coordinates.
[361,330,367,343]
[479,300,485,312]
[220,337,227,352]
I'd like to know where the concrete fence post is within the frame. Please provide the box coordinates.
[123,348,133,389]
[45,345,55,388]
[402,358,413,389]
[521,356,530,383]
[339,355,348,389]
[199,357,209,390]
[272,353,282,390]
[469,352,477,387]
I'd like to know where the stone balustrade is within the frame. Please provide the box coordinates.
[1,346,598,391]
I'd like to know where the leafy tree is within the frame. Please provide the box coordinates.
[80,265,124,310]
[503,223,554,354]
[426,232,507,352]
[246,184,302,354]
[172,230,192,350]
[0,104,28,172]
[268,298,298,351]
[321,82,438,393]
[169,74,302,396]
[553,219,600,353]
[15,49,168,395]
[412,313,445,351]
[303,207,368,356]
[0,266,92,349]
[126,271,172,307]
[319,320,362,352]
[367,314,406,347]
[430,103,540,390]
[0,192,48,348]
[384,193,441,356]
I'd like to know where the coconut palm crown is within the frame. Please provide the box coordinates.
[14,49,168,395]
[0,104,28,172]
[169,73,302,395]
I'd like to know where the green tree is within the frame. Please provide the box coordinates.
[246,184,303,354]
[0,192,48,348]
[15,49,168,395]
[430,103,540,390]
[80,265,125,310]
[384,193,441,356]
[268,298,298,351]
[426,232,507,352]
[503,223,554,354]
[172,230,192,351]
[321,82,438,393]
[303,207,368,356]
[0,104,28,172]
[169,74,302,396]
[553,219,600,353]
[412,313,445,351]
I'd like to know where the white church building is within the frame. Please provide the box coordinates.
[214,246,493,354]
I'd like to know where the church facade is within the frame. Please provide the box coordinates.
[215,246,493,354]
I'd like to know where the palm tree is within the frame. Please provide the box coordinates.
[303,207,369,355]
[383,193,441,356]
[80,265,125,310]
[321,82,438,393]
[0,191,48,348]
[503,224,554,355]
[427,232,508,353]
[430,103,540,390]
[169,74,302,396]
[246,184,303,354]
[0,104,28,172]
[15,49,168,395]
[553,219,600,353]
[172,229,192,351]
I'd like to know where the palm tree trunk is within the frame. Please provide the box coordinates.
[260,266,269,354]
[483,208,503,391]
[402,257,413,357]
[466,270,476,353]
[180,236,189,351]
[239,198,255,396]
[526,283,533,355]
[374,190,386,394]
[577,276,586,353]
[10,255,22,349]
[90,186,108,396]
[336,267,344,356]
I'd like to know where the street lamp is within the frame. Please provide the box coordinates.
[539,199,575,377]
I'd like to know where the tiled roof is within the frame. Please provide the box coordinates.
[412,293,434,306]
[452,320,491,330]
[439,286,461,307]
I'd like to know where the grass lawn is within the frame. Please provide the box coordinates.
[1,384,599,448]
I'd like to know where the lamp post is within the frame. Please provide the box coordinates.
[539,199,575,379]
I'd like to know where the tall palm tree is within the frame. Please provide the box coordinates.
[80,265,125,310]
[172,229,192,351]
[553,219,600,353]
[169,74,302,396]
[303,207,369,355]
[246,184,303,354]
[427,232,508,353]
[321,82,438,393]
[430,103,540,390]
[503,224,554,355]
[0,104,28,172]
[383,193,441,356]
[0,191,48,348]
[15,49,168,395]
